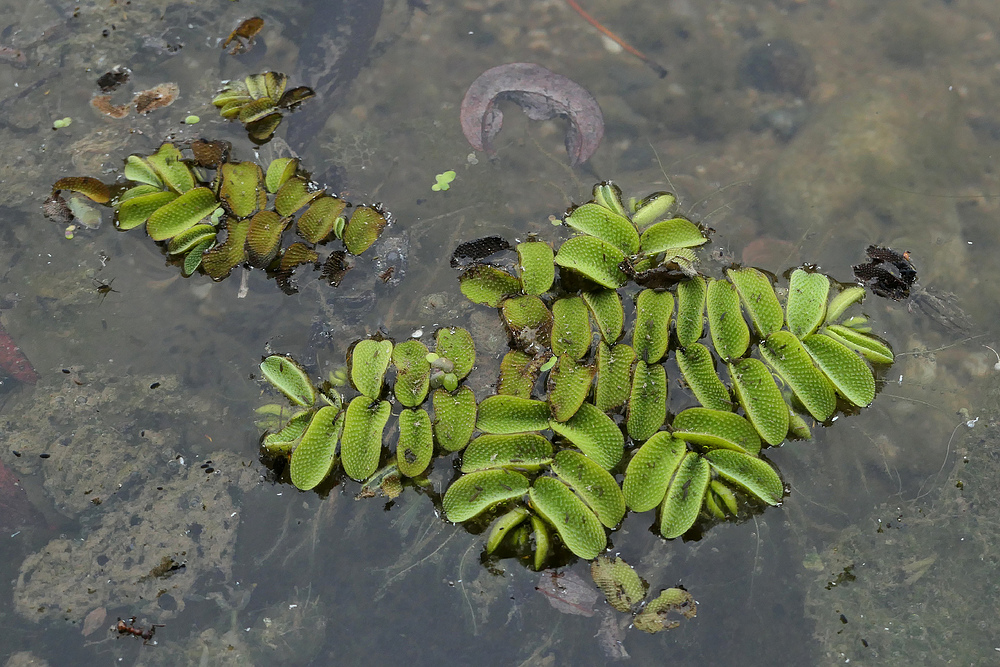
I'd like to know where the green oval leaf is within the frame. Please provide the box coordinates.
[761,330,837,422]
[459,265,521,307]
[551,296,592,360]
[802,333,876,407]
[436,327,475,381]
[516,240,555,295]
[564,202,640,255]
[626,360,667,442]
[461,433,554,473]
[124,155,163,187]
[396,408,434,478]
[497,351,542,398]
[822,325,894,364]
[262,409,314,454]
[547,356,595,422]
[260,354,316,406]
[594,342,635,413]
[274,177,322,217]
[622,432,686,513]
[349,339,393,399]
[246,210,289,267]
[630,191,677,231]
[392,340,431,407]
[432,386,477,452]
[289,406,343,490]
[167,224,217,255]
[825,285,866,324]
[671,407,761,456]
[531,515,551,571]
[554,235,628,289]
[146,187,219,241]
[728,358,789,446]
[218,161,266,219]
[443,469,530,522]
[659,452,710,539]
[265,157,299,193]
[675,276,707,348]
[549,402,624,470]
[145,143,195,193]
[477,395,551,434]
[296,195,346,244]
[343,205,388,255]
[582,289,624,345]
[727,267,783,338]
[786,269,830,338]
[529,476,606,560]
[551,450,626,528]
[486,506,531,554]
[638,217,708,255]
[675,343,733,412]
[707,278,750,361]
[115,190,179,231]
[632,289,673,364]
[341,396,390,481]
[501,295,553,350]
[704,449,784,505]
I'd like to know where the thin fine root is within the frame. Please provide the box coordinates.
[912,419,964,502]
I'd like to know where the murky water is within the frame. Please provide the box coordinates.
[1,0,999,664]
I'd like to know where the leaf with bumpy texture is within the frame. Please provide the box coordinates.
[443,469,530,522]
[549,402,624,469]
[529,476,607,560]
[659,452,710,539]
[341,396,390,481]
[289,406,343,490]
[622,432,686,512]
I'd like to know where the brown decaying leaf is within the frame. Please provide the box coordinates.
[134,83,179,115]
[460,63,604,166]
[91,94,130,118]
[223,17,264,55]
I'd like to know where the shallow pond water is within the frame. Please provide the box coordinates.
[1,0,1000,665]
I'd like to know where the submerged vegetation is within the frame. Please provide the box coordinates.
[256,182,895,623]
[45,72,387,294]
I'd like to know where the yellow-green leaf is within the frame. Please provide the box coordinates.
[707,278,750,361]
[622,432,686,512]
[786,269,830,338]
[671,407,761,456]
[728,358,789,446]
[659,452,710,539]
[340,396,390,481]
[529,476,606,560]
[549,402,624,469]
[443,469,530,522]
[289,407,342,490]
[760,330,836,422]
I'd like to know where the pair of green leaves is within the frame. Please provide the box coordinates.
[260,328,477,489]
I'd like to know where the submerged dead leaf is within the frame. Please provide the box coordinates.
[91,94,131,119]
[81,606,107,636]
[460,63,603,166]
[134,82,179,115]
[536,569,598,617]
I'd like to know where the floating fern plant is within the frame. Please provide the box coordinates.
[257,182,894,572]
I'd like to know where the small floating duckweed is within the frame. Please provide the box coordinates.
[431,170,456,191]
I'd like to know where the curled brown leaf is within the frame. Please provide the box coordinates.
[460,63,603,166]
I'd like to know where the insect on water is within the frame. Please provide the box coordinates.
[92,277,119,305]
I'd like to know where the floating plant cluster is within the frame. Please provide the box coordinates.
[211,71,315,142]
[47,140,389,293]
[257,182,895,574]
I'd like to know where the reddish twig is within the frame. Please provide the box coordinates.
[564,0,668,78]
